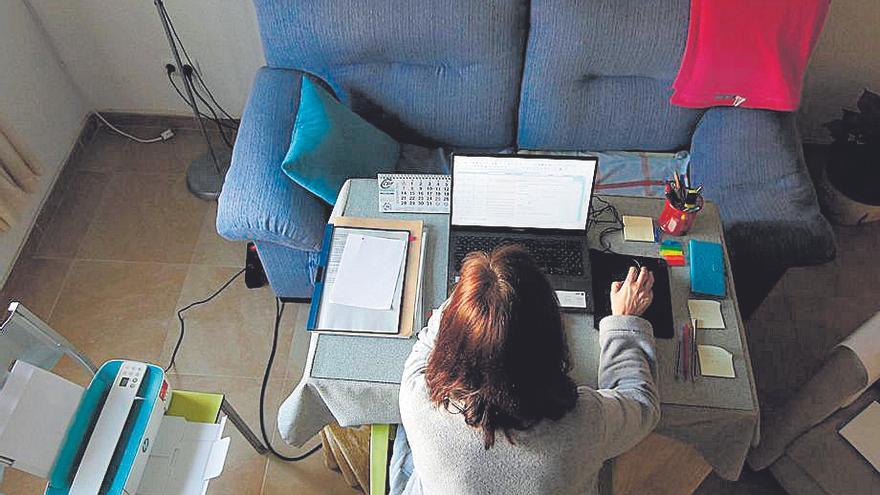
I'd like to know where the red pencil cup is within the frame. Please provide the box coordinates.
[658,197,702,236]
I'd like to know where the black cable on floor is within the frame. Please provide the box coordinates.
[259,297,322,461]
[165,268,245,372]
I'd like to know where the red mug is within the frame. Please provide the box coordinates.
[658,197,702,236]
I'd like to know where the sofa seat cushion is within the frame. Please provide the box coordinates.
[253,0,528,149]
[518,0,705,151]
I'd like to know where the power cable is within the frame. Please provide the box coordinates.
[165,268,245,372]
[164,269,321,461]
[94,112,174,144]
[258,298,323,461]
[160,6,237,121]
[588,196,625,253]
[184,71,236,148]
[165,70,235,149]
[165,70,236,130]
[193,72,236,121]
[157,2,238,153]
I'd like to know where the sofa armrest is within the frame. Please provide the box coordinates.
[770,387,880,494]
[747,347,867,470]
[217,67,328,252]
[690,108,836,267]
[747,311,880,470]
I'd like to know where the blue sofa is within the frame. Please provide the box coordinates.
[217,0,835,312]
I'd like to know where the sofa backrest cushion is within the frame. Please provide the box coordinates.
[253,0,528,150]
[518,0,705,151]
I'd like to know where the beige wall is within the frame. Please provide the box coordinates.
[800,0,880,142]
[0,0,89,283]
[26,0,265,117]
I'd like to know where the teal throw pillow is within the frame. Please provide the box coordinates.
[281,77,401,205]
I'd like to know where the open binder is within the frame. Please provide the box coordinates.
[307,217,426,338]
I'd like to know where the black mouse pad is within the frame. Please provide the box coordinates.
[589,250,675,339]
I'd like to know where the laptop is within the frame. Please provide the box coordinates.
[447,153,598,312]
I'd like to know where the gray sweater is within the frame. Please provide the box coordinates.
[398,307,660,495]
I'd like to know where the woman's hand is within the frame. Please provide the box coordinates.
[610,266,654,317]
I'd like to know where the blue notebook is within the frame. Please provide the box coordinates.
[688,240,725,297]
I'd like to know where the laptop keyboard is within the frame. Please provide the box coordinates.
[453,236,585,276]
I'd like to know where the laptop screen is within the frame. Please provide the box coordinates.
[451,154,597,231]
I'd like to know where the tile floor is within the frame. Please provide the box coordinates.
[1,125,878,494]
[0,125,354,495]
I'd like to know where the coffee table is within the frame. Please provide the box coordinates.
[278,179,759,482]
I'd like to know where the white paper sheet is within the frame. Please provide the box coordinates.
[688,300,725,329]
[697,345,736,378]
[317,228,410,334]
[840,401,880,473]
[0,360,84,478]
[137,416,229,495]
[329,234,407,310]
[556,290,587,309]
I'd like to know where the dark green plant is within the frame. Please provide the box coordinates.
[825,88,880,146]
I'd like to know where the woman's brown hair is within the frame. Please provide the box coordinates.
[425,244,578,448]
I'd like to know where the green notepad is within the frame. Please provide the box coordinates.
[166,390,224,424]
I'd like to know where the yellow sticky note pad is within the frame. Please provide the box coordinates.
[622,216,655,242]
[697,345,735,378]
[688,299,725,329]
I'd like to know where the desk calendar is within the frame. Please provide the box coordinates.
[377,174,450,214]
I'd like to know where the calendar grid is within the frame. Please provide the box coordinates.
[377,174,451,214]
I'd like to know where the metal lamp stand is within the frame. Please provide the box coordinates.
[154,0,231,201]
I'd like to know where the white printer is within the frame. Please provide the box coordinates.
[0,360,229,495]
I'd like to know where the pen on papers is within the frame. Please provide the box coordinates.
[684,322,691,382]
[681,324,689,380]
[690,320,698,382]
[689,324,695,382]
[674,333,682,381]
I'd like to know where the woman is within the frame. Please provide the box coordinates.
[393,245,659,494]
